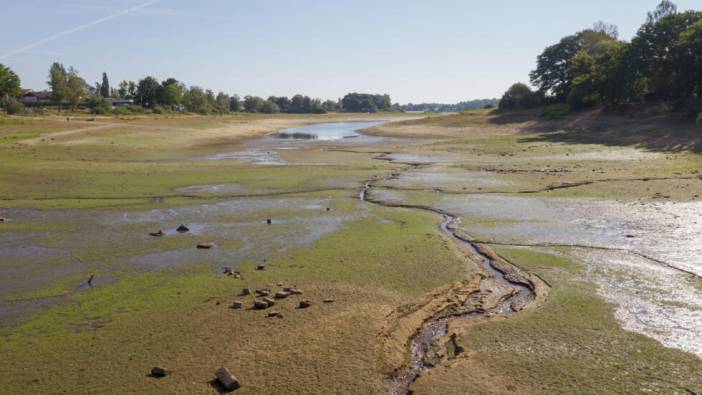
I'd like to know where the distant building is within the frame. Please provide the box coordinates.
[19,89,53,104]
[109,98,134,107]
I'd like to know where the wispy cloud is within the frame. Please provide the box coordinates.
[0,0,160,60]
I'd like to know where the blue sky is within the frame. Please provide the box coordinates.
[1,0,699,103]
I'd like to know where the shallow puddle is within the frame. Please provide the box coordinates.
[203,148,285,165]
[202,121,388,165]
[271,121,385,141]
[577,248,702,357]
[0,195,369,324]
[382,169,511,190]
[176,183,266,195]
[438,195,702,276]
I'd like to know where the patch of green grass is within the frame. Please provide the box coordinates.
[0,132,40,144]
[265,205,472,298]
[0,118,31,125]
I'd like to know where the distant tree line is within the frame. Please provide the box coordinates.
[499,1,702,120]
[0,62,396,116]
[340,93,393,112]
[400,99,498,113]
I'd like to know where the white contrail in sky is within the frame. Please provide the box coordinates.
[0,0,160,60]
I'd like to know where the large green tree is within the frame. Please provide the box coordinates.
[498,83,540,110]
[243,95,264,112]
[157,78,184,107]
[48,62,68,109]
[136,76,160,108]
[568,41,634,109]
[117,80,136,99]
[530,29,614,101]
[183,86,211,114]
[677,19,702,102]
[65,67,86,111]
[215,92,230,114]
[100,72,110,98]
[341,93,392,112]
[0,64,21,99]
[268,96,291,113]
[261,99,280,114]
[629,7,702,100]
[229,94,241,112]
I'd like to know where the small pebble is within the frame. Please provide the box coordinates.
[150,366,170,377]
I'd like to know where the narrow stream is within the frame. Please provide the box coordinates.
[359,176,535,395]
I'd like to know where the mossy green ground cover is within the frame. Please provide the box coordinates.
[0,203,469,393]
[1,111,700,393]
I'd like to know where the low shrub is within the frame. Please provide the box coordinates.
[153,105,169,114]
[89,97,112,115]
[2,97,24,114]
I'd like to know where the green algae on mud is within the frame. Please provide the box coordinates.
[0,204,471,393]
[3,111,702,393]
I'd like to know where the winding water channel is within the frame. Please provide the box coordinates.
[360,169,536,395]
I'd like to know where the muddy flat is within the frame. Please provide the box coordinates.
[1,111,702,394]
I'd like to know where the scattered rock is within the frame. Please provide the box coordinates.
[266,218,272,225]
[150,366,170,377]
[231,301,243,309]
[149,230,165,237]
[214,367,241,391]
[254,300,270,310]
[222,267,233,275]
[298,300,311,309]
[325,207,331,211]
[241,288,251,296]
[287,288,303,295]
[262,297,275,307]
[0,217,6,222]
[176,224,189,233]
[274,291,290,299]
[277,282,283,287]
[255,289,270,297]
[256,265,266,271]
[323,299,335,304]
[267,311,283,319]
[196,242,213,249]
[626,234,635,238]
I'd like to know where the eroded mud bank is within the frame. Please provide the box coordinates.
[359,165,547,394]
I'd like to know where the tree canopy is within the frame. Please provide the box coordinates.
[136,76,160,108]
[0,64,21,99]
[499,83,540,110]
[503,1,702,117]
[341,93,392,112]
[100,72,110,98]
